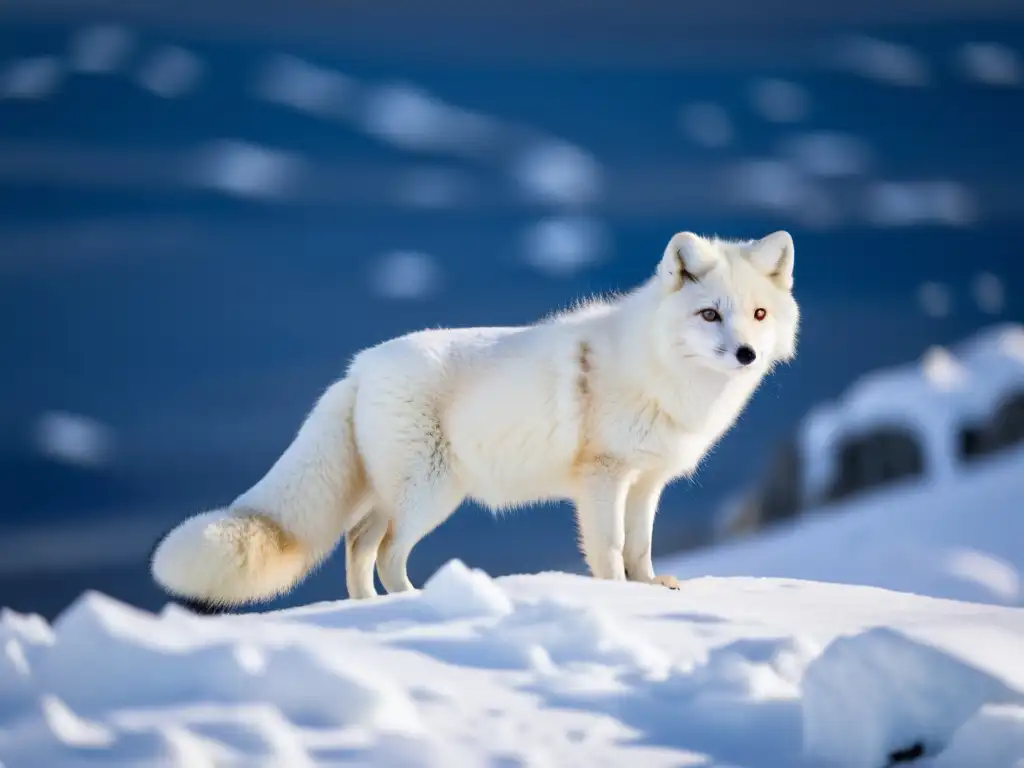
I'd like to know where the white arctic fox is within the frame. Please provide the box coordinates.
[151,229,800,610]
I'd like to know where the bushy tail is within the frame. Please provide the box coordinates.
[150,377,370,610]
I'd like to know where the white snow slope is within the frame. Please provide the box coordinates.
[4,347,1024,767]
[665,445,1024,610]
[3,548,1024,766]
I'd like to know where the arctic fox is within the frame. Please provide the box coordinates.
[151,229,800,611]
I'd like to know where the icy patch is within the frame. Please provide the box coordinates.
[918,281,953,318]
[956,43,1022,87]
[69,25,133,74]
[972,272,1006,315]
[866,180,976,227]
[512,141,602,207]
[749,79,810,123]
[137,46,203,98]
[490,599,669,676]
[397,167,466,209]
[254,54,355,117]
[27,593,423,737]
[419,560,513,621]
[781,132,871,178]
[934,704,1024,766]
[728,159,809,213]
[521,216,608,277]
[194,140,300,200]
[1,57,62,99]
[943,549,1020,604]
[397,589,670,680]
[6,569,1024,766]
[524,633,821,766]
[801,627,1018,767]
[361,82,495,156]
[368,250,441,300]
[1,609,54,712]
[40,695,115,748]
[833,36,930,87]
[32,411,113,467]
[679,102,734,147]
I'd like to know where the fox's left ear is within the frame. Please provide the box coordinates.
[657,231,718,292]
[748,231,795,291]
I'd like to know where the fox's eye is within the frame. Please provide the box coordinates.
[754,308,767,321]
[699,308,721,322]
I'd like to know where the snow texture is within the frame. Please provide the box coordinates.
[3,559,1024,766]
[4,329,1024,766]
[798,323,1024,495]
[677,441,1024,608]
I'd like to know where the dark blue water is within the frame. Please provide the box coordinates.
[1,12,1021,617]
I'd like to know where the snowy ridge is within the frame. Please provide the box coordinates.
[800,323,1024,496]
[670,445,1024,609]
[3,559,1024,767]
[5,327,1024,765]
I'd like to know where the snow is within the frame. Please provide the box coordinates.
[865,181,976,227]
[679,102,734,148]
[368,251,442,301]
[3,559,1024,766]
[512,140,603,207]
[136,46,203,98]
[69,25,133,75]
[32,411,114,467]
[0,57,63,100]
[193,140,301,200]
[971,272,1007,315]
[673,443,1024,609]
[833,36,930,87]
[520,216,609,277]
[798,323,1024,495]
[254,54,355,118]
[360,83,496,157]
[956,43,1022,88]
[748,78,810,124]
[781,132,872,179]
[4,330,1024,766]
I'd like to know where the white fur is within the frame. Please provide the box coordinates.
[151,230,800,607]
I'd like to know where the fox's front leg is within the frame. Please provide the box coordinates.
[574,462,632,581]
[623,473,680,590]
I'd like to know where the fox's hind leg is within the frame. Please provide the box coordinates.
[376,479,464,594]
[345,507,389,599]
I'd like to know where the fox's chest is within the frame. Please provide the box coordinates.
[600,404,718,478]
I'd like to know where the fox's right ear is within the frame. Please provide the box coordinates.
[657,231,716,291]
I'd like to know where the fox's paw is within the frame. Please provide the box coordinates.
[652,574,681,590]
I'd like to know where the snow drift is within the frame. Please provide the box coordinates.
[2,559,1024,767]
[5,327,1024,766]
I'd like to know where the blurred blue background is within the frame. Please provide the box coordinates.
[1,0,1021,618]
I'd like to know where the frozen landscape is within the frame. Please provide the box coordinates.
[2,330,1024,768]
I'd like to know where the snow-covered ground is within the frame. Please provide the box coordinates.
[4,332,1024,767]
[3,516,1024,767]
[665,445,1024,609]
[1,562,1023,768]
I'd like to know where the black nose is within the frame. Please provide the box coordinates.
[736,345,757,366]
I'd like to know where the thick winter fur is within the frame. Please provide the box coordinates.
[151,230,800,609]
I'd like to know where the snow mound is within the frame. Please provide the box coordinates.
[419,558,513,620]
[800,325,1024,492]
[4,569,1024,766]
[934,704,1024,767]
[802,627,1020,767]
[664,444,1024,607]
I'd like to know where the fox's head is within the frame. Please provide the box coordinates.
[650,230,800,377]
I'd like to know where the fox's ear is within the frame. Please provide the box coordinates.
[657,231,717,291]
[748,230,795,291]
